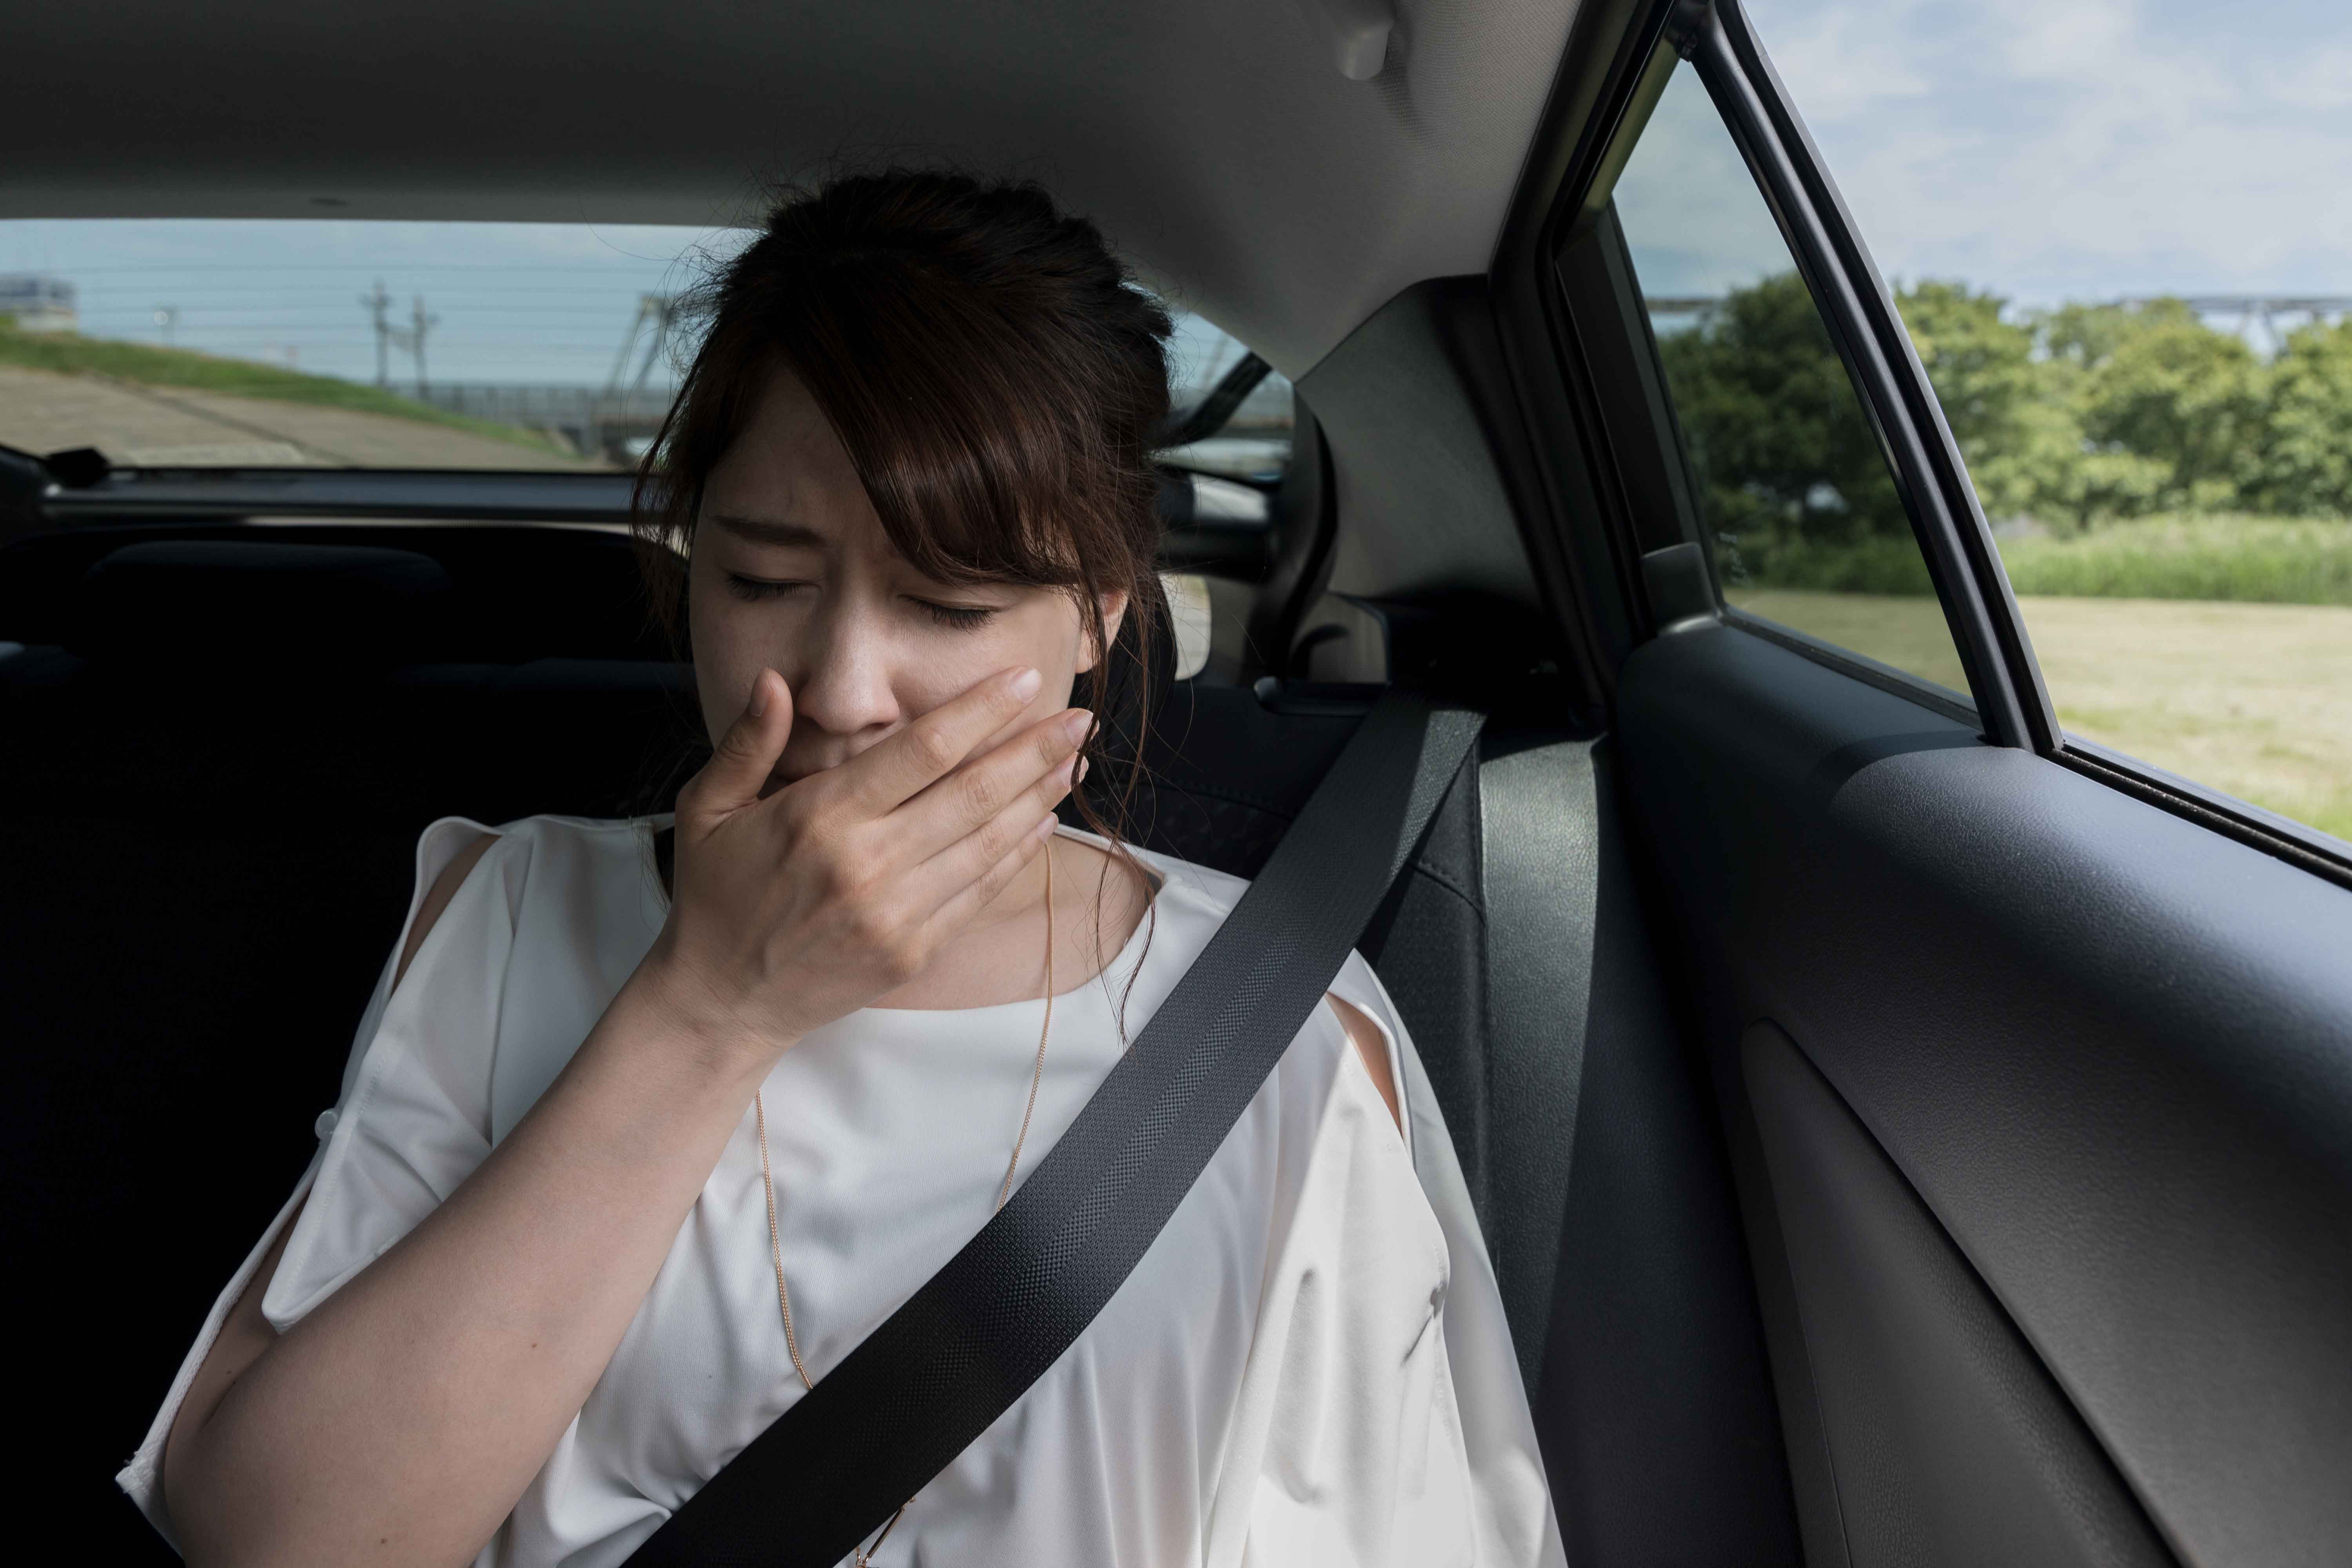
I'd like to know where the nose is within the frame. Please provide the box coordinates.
[786,594,902,740]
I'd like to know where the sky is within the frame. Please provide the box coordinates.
[1745,0,2352,310]
[4,0,2346,384]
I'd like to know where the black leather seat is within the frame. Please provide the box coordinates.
[2,524,1789,1565]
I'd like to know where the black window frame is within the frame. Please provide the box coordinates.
[1493,0,2352,888]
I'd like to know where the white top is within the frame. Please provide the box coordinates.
[121,815,1568,1568]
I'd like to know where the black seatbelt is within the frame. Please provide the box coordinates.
[624,690,1483,1568]
[1477,736,1603,1397]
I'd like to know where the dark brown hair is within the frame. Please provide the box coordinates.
[633,169,1175,940]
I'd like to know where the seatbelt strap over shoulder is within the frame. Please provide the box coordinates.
[626,691,1484,1568]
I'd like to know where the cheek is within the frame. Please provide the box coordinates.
[983,601,1087,714]
[894,620,1040,716]
[890,611,1083,745]
[686,570,786,737]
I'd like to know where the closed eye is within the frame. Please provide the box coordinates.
[723,572,809,603]
[913,599,999,631]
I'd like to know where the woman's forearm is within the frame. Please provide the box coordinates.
[165,671,1078,1567]
[167,960,776,1568]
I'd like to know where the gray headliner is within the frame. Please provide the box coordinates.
[2,0,1580,377]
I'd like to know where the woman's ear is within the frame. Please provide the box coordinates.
[1076,588,1131,675]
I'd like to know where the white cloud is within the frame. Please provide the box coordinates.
[1743,0,2352,306]
[2269,47,2352,112]
[1761,0,1934,123]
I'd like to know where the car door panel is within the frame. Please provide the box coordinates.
[1618,618,2352,1567]
[1743,1018,2175,1568]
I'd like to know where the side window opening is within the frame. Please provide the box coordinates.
[1598,53,1972,702]
[1162,572,1214,681]
[1160,311,1294,485]
[1748,0,2352,854]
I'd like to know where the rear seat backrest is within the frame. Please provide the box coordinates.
[4,524,1792,1566]
[72,540,457,668]
[2,526,695,1563]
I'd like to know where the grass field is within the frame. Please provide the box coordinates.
[2001,515,2352,605]
[1727,588,2352,842]
[0,323,569,457]
[1737,515,2352,606]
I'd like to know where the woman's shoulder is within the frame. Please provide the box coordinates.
[413,811,666,884]
[1112,835,1251,916]
[396,813,668,972]
[454,810,668,849]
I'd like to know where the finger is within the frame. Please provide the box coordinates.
[891,704,1091,865]
[680,669,792,824]
[840,664,1044,815]
[903,746,1078,913]
[922,808,1059,942]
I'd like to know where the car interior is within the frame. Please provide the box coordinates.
[5,1,2350,1565]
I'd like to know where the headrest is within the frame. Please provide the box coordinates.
[73,541,454,667]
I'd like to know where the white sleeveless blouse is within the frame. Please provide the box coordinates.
[121,815,1566,1568]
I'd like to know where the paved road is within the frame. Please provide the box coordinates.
[0,363,605,470]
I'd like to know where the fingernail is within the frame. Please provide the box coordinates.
[1035,812,1059,840]
[747,673,770,717]
[1010,667,1043,703]
[1062,709,1093,744]
[1055,755,1078,787]
[1075,757,1091,784]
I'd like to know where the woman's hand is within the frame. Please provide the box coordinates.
[159,674,1088,1568]
[644,663,1087,1056]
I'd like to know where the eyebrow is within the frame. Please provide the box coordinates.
[707,513,828,550]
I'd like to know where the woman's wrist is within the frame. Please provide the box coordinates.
[618,940,800,1080]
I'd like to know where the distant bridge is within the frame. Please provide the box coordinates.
[406,383,676,465]
[2145,296,2352,345]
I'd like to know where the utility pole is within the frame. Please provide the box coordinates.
[408,294,439,398]
[359,280,393,387]
[383,293,440,400]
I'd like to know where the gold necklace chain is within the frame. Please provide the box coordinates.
[751,839,1058,1567]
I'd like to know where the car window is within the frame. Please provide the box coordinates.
[1608,58,1971,701]
[0,220,739,470]
[1160,311,1294,483]
[0,218,1288,483]
[1749,0,2352,845]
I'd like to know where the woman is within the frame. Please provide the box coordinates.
[122,171,1565,1568]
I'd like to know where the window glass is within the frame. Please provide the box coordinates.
[1160,310,1294,483]
[0,218,1287,483]
[0,220,743,470]
[1163,572,1216,680]
[1610,58,1970,699]
[1749,0,2352,843]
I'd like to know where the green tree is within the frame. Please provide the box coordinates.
[2040,298,2265,514]
[1895,281,2034,457]
[1654,270,1906,549]
[1657,276,2328,571]
[1894,280,2080,524]
[2254,318,2352,517]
